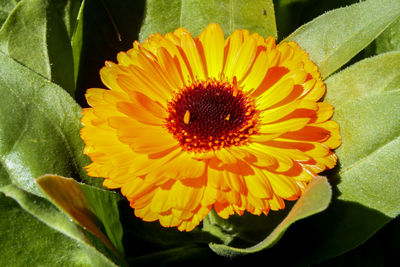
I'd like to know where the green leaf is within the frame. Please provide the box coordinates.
[0,0,75,95]
[71,0,85,86]
[139,0,277,41]
[53,0,83,39]
[325,52,400,217]
[0,51,99,197]
[208,176,332,257]
[375,17,400,54]
[0,185,120,266]
[37,175,125,257]
[286,0,400,78]
[0,0,20,27]
[325,51,400,107]
[0,192,92,266]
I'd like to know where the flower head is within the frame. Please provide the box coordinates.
[81,23,340,231]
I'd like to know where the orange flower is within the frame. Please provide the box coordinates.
[81,23,340,231]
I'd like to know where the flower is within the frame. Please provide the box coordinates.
[81,23,340,231]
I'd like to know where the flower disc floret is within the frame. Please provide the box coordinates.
[165,79,258,153]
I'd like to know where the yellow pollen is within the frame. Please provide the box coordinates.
[184,110,190,124]
[225,114,231,121]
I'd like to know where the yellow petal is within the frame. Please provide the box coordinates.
[223,30,249,79]
[256,78,295,110]
[198,23,224,79]
[314,102,334,123]
[259,117,310,134]
[228,36,258,81]
[266,172,300,199]
[180,31,206,80]
[241,50,268,92]
[245,168,273,199]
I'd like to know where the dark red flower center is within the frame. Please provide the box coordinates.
[165,79,258,152]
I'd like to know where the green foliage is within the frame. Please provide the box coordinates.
[0,50,125,265]
[273,0,358,40]
[139,0,277,40]
[0,52,95,195]
[286,0,400,78]
[326,52,400,217]
[0,0,76,95]
[0,192,92,266]
[374,17,400,54]
[0,0,20,27]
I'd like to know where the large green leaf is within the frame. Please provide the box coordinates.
[139,0,277,41]
[325,52,400,217]
[207,176,332,256]
[286,0,400,78]
[0,0,76,95]
[0,192,92,266]
[0,185,121,266]
[0,51,98,196]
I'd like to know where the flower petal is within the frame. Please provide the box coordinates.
[198,23,224,79]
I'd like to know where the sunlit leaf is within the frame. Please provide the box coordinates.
[286,0,400,78]
[325,52,400,217]
[0,51,97,197]
[139,0,277,41]
[37,175,124,256]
